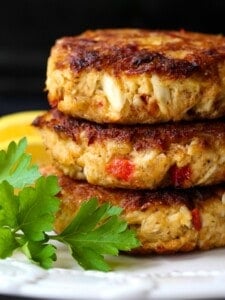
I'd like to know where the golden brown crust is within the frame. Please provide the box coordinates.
[41,165,225,254]
[34,109,225,152]
[53,29,225,78]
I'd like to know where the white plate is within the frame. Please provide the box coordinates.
[0,243,225,299]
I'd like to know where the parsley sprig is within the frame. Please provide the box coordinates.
[0,138,140,271]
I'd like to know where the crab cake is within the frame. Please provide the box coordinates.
[34,109,225,190]
[46,29,225,124]
[41,165,225,254]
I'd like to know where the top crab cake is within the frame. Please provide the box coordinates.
[46,29,225,124]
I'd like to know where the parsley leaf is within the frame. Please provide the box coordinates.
[0,138,40,188]
[0,138,140,271]
[0,181,19,227]
[57,198,140,271]
[0,228,18,258]
[18,176,60,241]
[22,240,57,269]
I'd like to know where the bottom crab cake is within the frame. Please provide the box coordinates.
[35,109,225,190]
[42,165,225,254]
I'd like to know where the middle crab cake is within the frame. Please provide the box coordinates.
[35,109,225,190]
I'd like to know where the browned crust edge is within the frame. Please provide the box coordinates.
[34,109,225,151]
[52,29,225,79]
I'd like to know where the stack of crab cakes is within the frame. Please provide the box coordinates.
[35,29,225,254]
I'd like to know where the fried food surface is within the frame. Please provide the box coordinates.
[46,29,225,123]
[41,165,225,254]
[34,109,225,189]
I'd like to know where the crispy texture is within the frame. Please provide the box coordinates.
[34,109,225,189]
[41,165,225,254]
[46,29,225,124]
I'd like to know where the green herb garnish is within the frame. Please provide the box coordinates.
[0,138,140,271]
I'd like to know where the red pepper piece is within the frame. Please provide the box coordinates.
[191,208,202,231]
[106,158,135,181]
[170,164,191,187]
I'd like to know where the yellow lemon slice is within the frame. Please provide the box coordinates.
[0,110,44,141]
[0,110,50,165]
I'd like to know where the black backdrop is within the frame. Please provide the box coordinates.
[1,0,225,115]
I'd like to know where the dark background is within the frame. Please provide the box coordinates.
[1,0,225,116]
